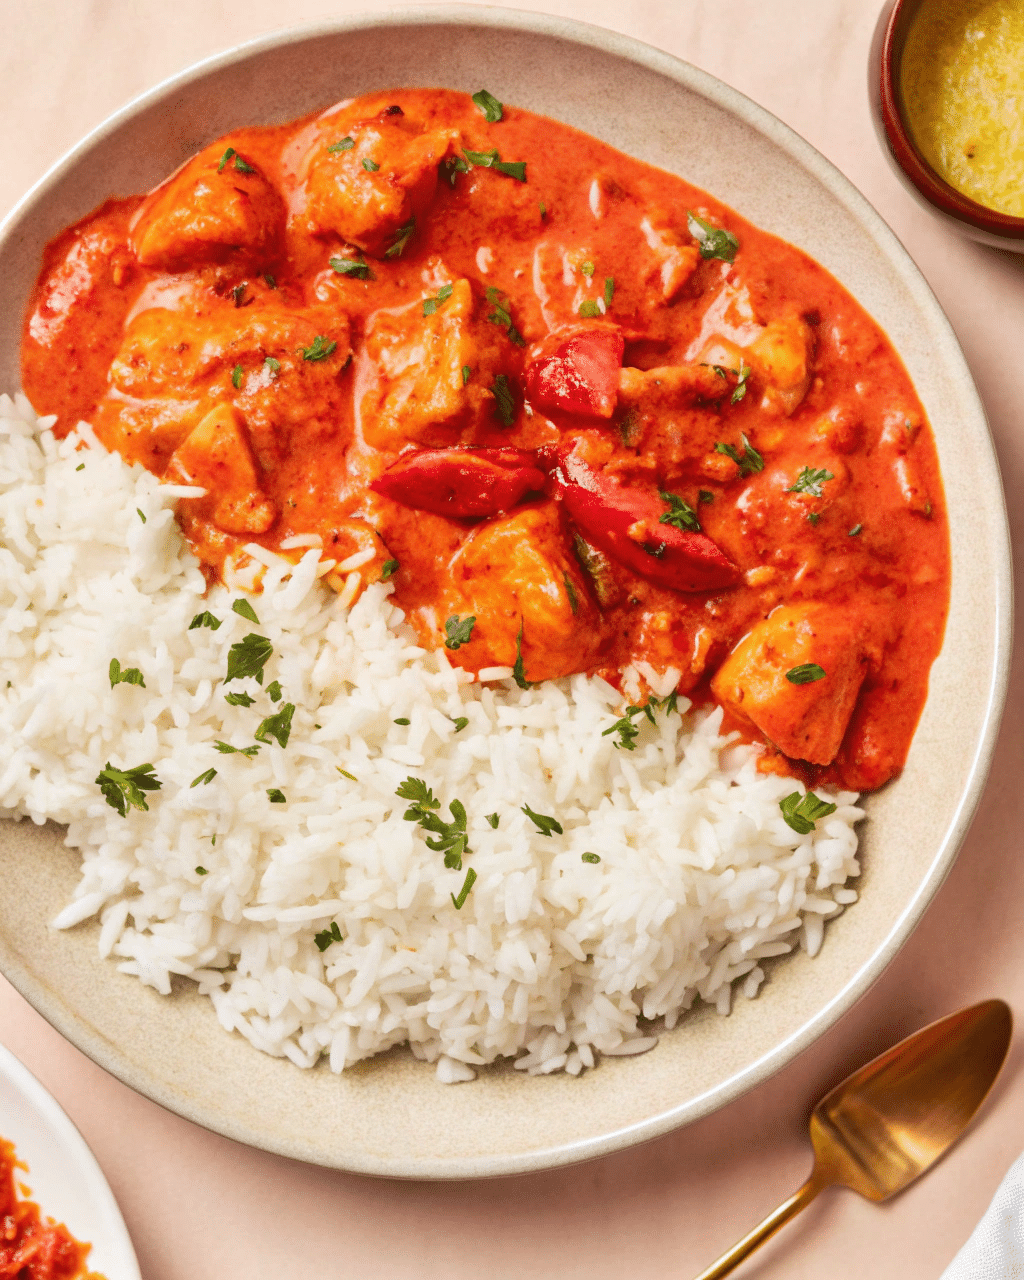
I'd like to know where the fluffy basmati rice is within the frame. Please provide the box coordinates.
[0,393,863,1079]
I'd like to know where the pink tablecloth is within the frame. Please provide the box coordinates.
[1,3,1022,1277]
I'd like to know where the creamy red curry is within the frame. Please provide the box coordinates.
[21,89,949,792]
[1,1136,100,1279]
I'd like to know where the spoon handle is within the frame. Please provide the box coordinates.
[691,1175,825,1279]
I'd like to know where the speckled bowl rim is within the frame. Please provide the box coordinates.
[0,5,1012,1179]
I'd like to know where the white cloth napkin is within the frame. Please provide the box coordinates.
[941,1154,1024,1278]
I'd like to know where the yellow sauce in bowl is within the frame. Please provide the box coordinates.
[901,0,1024,217]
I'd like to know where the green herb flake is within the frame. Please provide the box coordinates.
[422,282,454,317]
[190,768,217,788]
[444,614,476,650]
[213,741,261,758]
[563,572,579,615]
[808,512,821,526]
[195,866,208,875]
[580,260,595,277]
[485,288,526,345]
[108,658,145,690]
[232,154,255,175]
[603,276,615,307]
[314,920,343,951]
[254,702,296,749]
[602,702,656,751]
[699,489,714,504]
[217,147,236,172]
[76,463,85,471]
[361,157,380,172]
[730,360,752,405]
[336,767,357,781]
[232,283,248,308]
[539,201,547,217]
[578,299,601,318]
[522,803,563,837]
[231,363,243,389]
[686,210,740,262]
[327,136,355,153]
[385,216,416,259]
[266,680,282,703]
[232,598,260,624]
[787,466,835,497]
[396,777,471,869]
[225,633,273,684]
[189,611,222,631]
[266,788,287,803]
[779,790,838,835]
[380,558,399,581]
[300,335,337,362]
[394,717,411,726]
[486,813,500,829]
[95,761,162,817]
[512,622,534,690]
[659,490,701,533]
[263,357,281,376]
[136,508,147,523]
[263,274,276,289]
[472,89,503,122]
[444,155,471,185]
[461,365,472,386]
[581,852,601,864]
[329,255,372,280]
[224,690,256,708]
[849,523,863,536]
[491,373,516,426]
[450,866,477,910]
[785,663,826,685]
[462,148,526,182]
[714,432,764,476]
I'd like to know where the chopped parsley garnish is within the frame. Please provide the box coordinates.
[451,867,477,910]
[512,622,534,689]
[730,360,751,405]
[461,365,472,386]
[785,663,826,684]
[563,572,579,614]
[602,698,667,750]
[255,702,295,748]
[462,148,526,181]
[300,335,337,362]
[213,741,260,757]
[232,598,260,624]
[95,762,161,817]
[581,852,601,864]
[266,788,287,803]
[539,201,547,217]
[189,611,222,631]
[225,633,273,684]
[394,717,411,726]
[450,716,469,733]
[423,283,453,317]
[396,777,471,869]
[385,216,416,258]
[687,210,740,262]
[232,154,255,175]
[232,283,248,308]
[336,767,357,781]
[266,680,283,703]
[314,920,343,951]
[108,659,145,689]
[849,524,863,536]
[714,433,764,475]
[361,157,380,172]
[787,466,835,497]
[485,287,526,345]
[380,558,399,581]
[604,276,615,306]
[491,373,516,426]
[444,155,471,185]
[76,463,85,471]
[444,614,476,650]
[231,363,243,389]
[659,491,701,533]
[191,768,217,788]
[581,260,595,277]
[808,512,821,526]
[330,255,373,280]
[699,489,715,504]
[472,89,503,122]
[780,791,837,835]
[486,813,500,828]
[264,274,276,289]
[264,357,280,376]
[522,803,562,837]
[216,147,254,174]
[136,508,147,523]
[224,690,256,707]
[578,300,601,318]
[195,866,208,875]
[327,136,355,153]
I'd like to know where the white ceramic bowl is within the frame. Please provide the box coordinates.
[0,1042,140,1278]
[0,7,1011,1178]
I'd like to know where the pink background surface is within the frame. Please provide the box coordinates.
[1,2,1022,1277]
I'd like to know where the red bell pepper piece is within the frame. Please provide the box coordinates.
[547,449,740,593]
[524,330,624,419]
[370,448,545,518]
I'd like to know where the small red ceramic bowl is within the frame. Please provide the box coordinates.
[869,0,1024,252]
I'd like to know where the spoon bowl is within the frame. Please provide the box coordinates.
[696,1000,1013,1279]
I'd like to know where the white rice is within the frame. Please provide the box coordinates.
[0,393,863,1079]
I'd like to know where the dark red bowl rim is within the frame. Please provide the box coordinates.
[879,0,1024,239]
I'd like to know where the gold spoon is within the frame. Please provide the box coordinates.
[694,999,1012,1280]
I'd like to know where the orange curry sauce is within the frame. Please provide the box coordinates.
[1,1137,100,1279]
[20,89,949,792]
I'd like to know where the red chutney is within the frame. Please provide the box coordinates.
[20,89,950,792]
[0,1137,100,1279]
